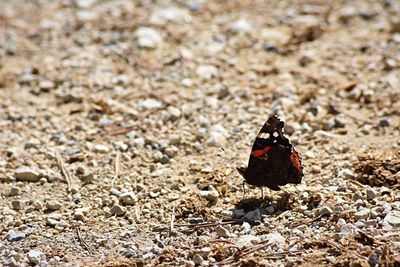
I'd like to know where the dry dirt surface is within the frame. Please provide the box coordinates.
[1,0,400,266]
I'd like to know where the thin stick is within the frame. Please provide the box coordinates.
[175,218,245,229]
[77,228,94,254]
[55,150,72,192]
[111,151,121,188]
[169,206,176,237]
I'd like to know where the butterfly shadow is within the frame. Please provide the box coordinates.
[233,190,296,218]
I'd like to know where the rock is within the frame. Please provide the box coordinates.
[215,225,230,238]
[196,65,219,80]
[150,8,190,25]
[120,192,137,205]
[9,187,20,196]
[46,200,62,210]
[354,208,370,220]
[237,234,259,247]
[366,188,377,200]
[265,205,275,215]
[229,19,253,33]
[11,200,24,210]
[27,250,45,265]
[15,167,40,182]
[167,106,181,120]
[318,206,333,216]
[94,144,110,153]
[192,254,204,265]
[134,27,162,49]
[266,232,286,247]
[80,172,95,184]
[74,211,85,221]
[124,247,136,258]
[244,209,261,221]
[74,0,97,9]
[383,211,400,227]
[200,186,219,201]
[185,260,196,267]
[39,80,55,91]
[337,168,355,179]
[206,124,229,147]
[110,204,125,216]
[139,98,163,109]
[7,230,26,242]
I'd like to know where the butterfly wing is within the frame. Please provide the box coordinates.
[242,115,303,190]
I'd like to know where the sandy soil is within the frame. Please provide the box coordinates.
[1,0,400,266]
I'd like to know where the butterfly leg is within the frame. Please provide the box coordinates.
[242,180,246,200]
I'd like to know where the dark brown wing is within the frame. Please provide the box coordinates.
[242,115,304,190]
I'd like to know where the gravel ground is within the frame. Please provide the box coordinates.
[1,0,400,266]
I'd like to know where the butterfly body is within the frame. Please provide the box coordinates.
[238,115,303,191]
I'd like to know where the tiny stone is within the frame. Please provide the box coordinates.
[46,200,62,210]
[318,206,333,216]
[74,211,85,221]
[189,217,204,224]
[237,234,258,247]
[265,205,275,215]
[215,225,230,238]
[192,254,204,265]
[337,168,355,179]
[196,65,219,80]
[167,106,181,120]
[27,250,45,265]
[229,19,253,33]
[244,209,261,221]
[7,230,26,242]
[134,27,162,48]
[366,188,377,200]
[120,192,137,205]
[94,144,110,153]
[9,187,20,196]
[200,189,219,201]
[354,208,370,220]
[39,80,55,90]
[185,260,196,267]
[15,167,40,182]
[383,211,400,227]
[110,204,126,216]
[11,200,24,210]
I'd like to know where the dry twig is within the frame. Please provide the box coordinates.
[111,151,121,188]
[55,150,72,193]
[77,228,94,255]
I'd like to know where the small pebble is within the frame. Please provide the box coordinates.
[215,225,230,238]
[192,254,204,265]
[200,189,219,201]
[46,200,62,210]
[11,200,24,210]
[7,230,26,242]
[94,144,110,153]
[244,209,261,221]
[229,19,253,33]
[354,208,370,220]
[366,188,377,200]
[15,167,40,182]
[120,192,137,205]
[27,250,45,265]
[318,206,333,216]
[110,204,126,216]
[134,27,162,49]
[196,65,219,80]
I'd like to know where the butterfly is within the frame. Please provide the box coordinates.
[237,115,303,191]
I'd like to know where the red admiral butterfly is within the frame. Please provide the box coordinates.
[237,115,303,191]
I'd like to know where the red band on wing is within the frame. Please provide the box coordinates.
[251,146,271,157]
[290,148,303,174]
